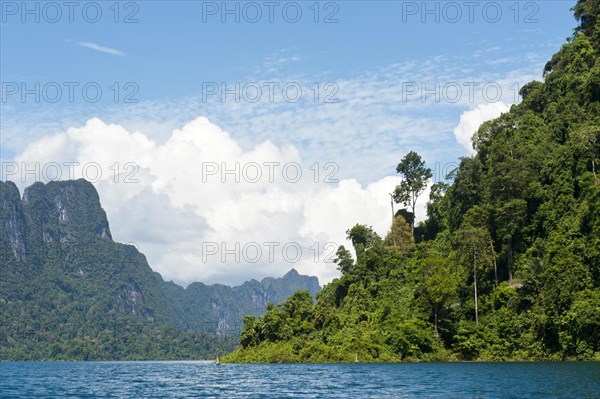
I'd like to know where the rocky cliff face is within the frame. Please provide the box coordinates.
[0,179,165,323]
[21,180,112,245]
[155,268,321,335]
[0,179,114,268]
[0,179,321,340]
[0,181,27,262]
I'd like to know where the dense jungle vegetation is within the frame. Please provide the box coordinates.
[226,0,600,363]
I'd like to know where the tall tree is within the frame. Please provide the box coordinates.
[384,216,415,255]
[575,125,600,183]
[496,199,527,282]
[421,182,450,240]
[456,224,494,325]
[394,151,433,233]
[419,257,458,335]
[346,224,380,260]
[334,245,354,275]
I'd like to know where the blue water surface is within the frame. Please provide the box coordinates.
[1,361,598,398]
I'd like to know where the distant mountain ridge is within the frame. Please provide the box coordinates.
[0,179,320,359]
[156,268,320,334]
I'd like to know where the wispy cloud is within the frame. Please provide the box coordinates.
[77,41,125,56]
[2,47,549,286]
[2,47,545,184]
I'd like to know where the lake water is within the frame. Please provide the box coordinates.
[1,362,598,398]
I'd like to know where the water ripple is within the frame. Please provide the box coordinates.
[0,362,598,399]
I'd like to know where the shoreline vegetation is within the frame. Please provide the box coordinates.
[223,0,600,364]
[223,353,600,364]
[0,1,598,363]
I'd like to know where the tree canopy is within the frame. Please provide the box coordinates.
[226,1,600,363]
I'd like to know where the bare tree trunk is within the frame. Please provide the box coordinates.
[473,252,478,325]
[490,238,498,287]
[507,237,513,283]
[389,194,398,246]
[434,303,439,335]
[389,193,395,223]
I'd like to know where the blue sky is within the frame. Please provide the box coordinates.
[0,1,579,285]
[1,1,575,86]
[1,1,576,171]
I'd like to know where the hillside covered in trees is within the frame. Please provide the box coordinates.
[0,179,319,360]
[225,0,600,363]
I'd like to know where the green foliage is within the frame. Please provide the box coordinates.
[417,256,458,334]
[0,180,237,360]
[394,151,433,232]
[334,245,355,275]
[228,1,600,363]
[346,225,380,254]
[384,216,415,255]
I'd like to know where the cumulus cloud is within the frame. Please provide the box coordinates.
[2,49,543,185]
[12,117,424,286]
[453,102,510,153]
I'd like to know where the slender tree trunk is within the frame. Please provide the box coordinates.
[507,237,513,283]
[434,304,439,335]
[411,204,416,234]
[389,194,397,246]
[389,194,395,223]
[473,252,478,325]
[490,238,498,287]
[592,157,597,185]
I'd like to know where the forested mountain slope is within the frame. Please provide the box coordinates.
[156,269,320,335]
[226,0,600,363]
[0,180,319,360]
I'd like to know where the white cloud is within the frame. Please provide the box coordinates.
[78,41,125,56]
[453,102,510,153]
[2,46,547,190]
[13,117,423,287]
[2,47,547,287]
